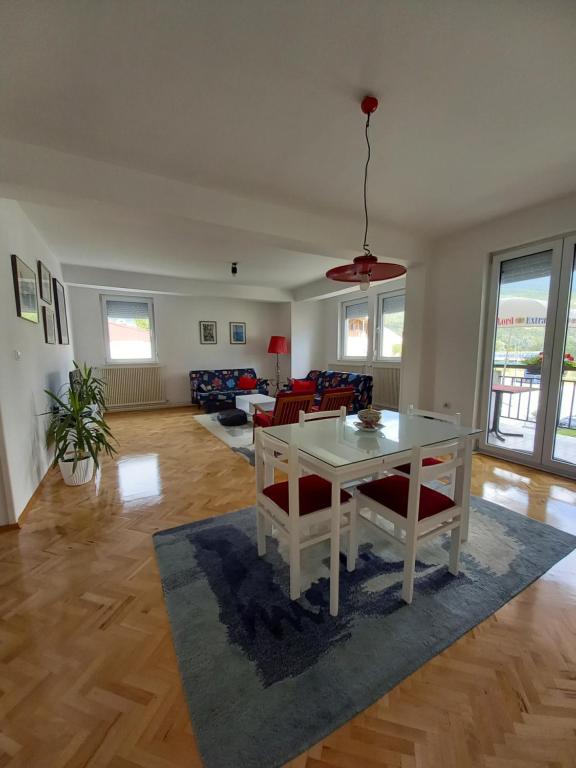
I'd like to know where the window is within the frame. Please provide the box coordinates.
[341,299,369,358]
[102,296,156,363]
[378,291,405,360]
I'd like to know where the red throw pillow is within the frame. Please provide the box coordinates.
[292,379,316,394]
[238,375,257,390]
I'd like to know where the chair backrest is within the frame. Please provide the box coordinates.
[255,430,301,522]
[318,387,355,412]
[402,438,466,527]
[408,406,461,425]
[272,391,315,425]
[299,405,347,424]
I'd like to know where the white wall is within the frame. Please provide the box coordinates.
[0,199,74,523]
[422,192,576,425]
[290,300,325,378]
[68,287,292,403]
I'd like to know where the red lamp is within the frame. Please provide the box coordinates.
[326,95,406,290]
[268,335,289,393]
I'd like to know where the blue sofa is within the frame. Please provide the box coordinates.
[190,368,269,412]
[286,370,373,413]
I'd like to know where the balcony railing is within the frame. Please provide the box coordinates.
[495,368,576,429]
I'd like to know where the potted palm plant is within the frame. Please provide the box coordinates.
[45,364,116,486]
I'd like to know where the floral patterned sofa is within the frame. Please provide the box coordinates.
[286,370,373,413]
[190,368,269,412]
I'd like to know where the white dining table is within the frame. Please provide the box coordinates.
[260,410,480,615]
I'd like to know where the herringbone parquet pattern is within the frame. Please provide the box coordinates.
[1,407,574,768]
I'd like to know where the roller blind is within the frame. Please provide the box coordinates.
[105,299,151,320]
[345,301,369,319]
[381,294,405,315]
[500,251,552,284]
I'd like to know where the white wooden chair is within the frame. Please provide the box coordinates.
[393,407,462,498]
[356,438,466,604]
[255,429,358,613]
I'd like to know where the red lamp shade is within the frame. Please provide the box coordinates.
[326,254,406,283]
[268,335,289,354]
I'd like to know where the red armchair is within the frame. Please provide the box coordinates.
[312,387,355,413]
[253,391,315,438]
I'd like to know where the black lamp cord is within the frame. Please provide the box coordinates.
[362,112,371,257]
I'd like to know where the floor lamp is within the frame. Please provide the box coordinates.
[267,336,289,394]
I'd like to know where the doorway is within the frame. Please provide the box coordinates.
[481,235,576,477]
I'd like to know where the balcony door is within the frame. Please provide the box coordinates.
[480,236,576,477]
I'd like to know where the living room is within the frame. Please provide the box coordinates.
[1,2,576,767]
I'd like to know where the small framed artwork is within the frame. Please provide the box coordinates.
[53,277,70,344]
[229,322,246,344]
[199,320,217,344]
[42,306,56,344]
[38,260,52,304]
[11,254,39,323]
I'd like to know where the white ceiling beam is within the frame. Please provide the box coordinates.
[61,264,293,302]
[0,138,427,265]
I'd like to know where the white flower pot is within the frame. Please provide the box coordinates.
[58,456,95,486]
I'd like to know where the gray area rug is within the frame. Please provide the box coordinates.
[193,413,255,464]
[153,499,576,768]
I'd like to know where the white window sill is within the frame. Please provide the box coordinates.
[104,361,160,366]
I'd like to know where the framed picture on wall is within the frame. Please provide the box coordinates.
[11,254,39,323]
[38,260,52,304]
[199,320,217,344]
[42,306,56,344]
[229,322,246,344]
[53,277,70,344]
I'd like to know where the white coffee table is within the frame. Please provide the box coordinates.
[235,393,276,418]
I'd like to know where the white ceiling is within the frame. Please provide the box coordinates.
[19,201,343,289]
[2,0,576,285]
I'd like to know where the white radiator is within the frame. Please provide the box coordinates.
[102,366,165,408]
[327,363,400,409]
[372,366,401,409]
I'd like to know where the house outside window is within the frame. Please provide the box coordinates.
[341,299,369,359]
[101,295,157,363]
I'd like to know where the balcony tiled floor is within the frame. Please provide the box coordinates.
[487,416,576,465]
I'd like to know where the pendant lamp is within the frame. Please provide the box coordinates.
[326,96,406,290]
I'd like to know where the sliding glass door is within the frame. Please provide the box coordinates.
[542,235,576,474]
[481,237,576,477]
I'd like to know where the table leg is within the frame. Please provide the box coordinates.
[330,479,341,617]
[489,390,506,441]
[461,436,473,543]
[490,389,524,440]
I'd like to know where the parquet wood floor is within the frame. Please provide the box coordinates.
[1,407,575,768]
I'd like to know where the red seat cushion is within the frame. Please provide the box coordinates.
[394,457,444,474]
[292,379,316,394]
[253,411,273,428]
[263,474,351,516]
[238,375,258,390]
[357,475,454,520]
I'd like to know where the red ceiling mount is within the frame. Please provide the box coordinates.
[325,94,406,290]
[361,95,379,115]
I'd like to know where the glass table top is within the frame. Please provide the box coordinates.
[262,411,480,468]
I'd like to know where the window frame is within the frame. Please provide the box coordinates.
[375,289,405,363]
[101,294,158,365]
[339,297,370,361]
